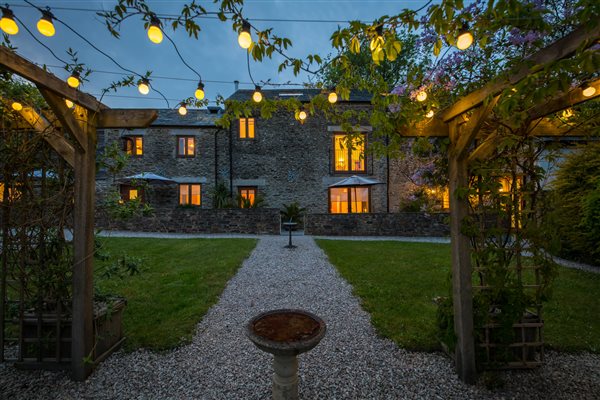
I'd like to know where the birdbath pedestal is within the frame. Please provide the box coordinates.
[246,309,326,400]
[282,222,297,248]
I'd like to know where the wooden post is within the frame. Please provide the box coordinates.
[71,108,97,381]
[448,118,477,383]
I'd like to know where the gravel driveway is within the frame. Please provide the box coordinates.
[1,235,598,399]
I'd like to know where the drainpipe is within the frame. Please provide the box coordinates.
[214,128,219,186]
[229,124,234,197]
[386,135,390,213]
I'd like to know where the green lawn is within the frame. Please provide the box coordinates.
[95,237,257,351]
[316,239,600,353]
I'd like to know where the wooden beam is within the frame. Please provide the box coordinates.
[18,107,75,167]
[527,78,600,120]
[468,132,500,163]
[71,108,96,381]
[0,46,108,112]
[441,24,600,122]
[97,109,158,128]
[528,118,588,137]
[448,119,477,384]
[456,96,500,159]
[397,116,449,137]
[38,87,89,152]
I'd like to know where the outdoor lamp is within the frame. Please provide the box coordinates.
[65,99,74,109]
[178,103,187,116]
[456,23,474,50]
[298,110,307,122]
[562,108,574,119]
[328,91,338,104]
[195,81,205,100]
[0,6,18,35]
[37,9,55,37]
[147,14,163,44]
[426,109,435,118]
[138,78,150,95]
[238,19,252,49]
[252,85,262,103]
[67,72,81,88]
[11,101,22,111]
[416,90,427,102]
[582,83,596,97]
[369,25,384,52]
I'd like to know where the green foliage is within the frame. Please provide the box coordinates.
[211,181,234,208]
[280,201,306,223]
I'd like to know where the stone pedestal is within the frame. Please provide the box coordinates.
[272,355,299,400]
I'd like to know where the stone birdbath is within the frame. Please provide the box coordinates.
[246,309,327,400]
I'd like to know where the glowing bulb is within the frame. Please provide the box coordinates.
[11,101,22,111]
[328,91,338,104]
[0,7,18,35]
[561,108,574,119]
[582,84,596,97]
[37,10,55,37]
[67,72,80,88]
[252,86,262,103]
[456,24,473,50]
[147,15,163,44]
[178,104,187,116]
[238,20,252,49]
[195,81,205,100]
[416,90,427,102]
[138,78,150,95]
[65,99,74,109]
[298,110,307,121]
[426,110,435,118]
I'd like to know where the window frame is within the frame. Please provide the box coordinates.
[120,184,144,202]
[238,186,257,208]
[328,186,371,214]
[123,136,144,157]
[178,183,202,206]
[239,117,256,139]
[332,133,366,174]
[176,136,196,158]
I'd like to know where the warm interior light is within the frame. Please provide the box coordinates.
[456,24,473,50]
[0,7,18,35]
[65,99,74,109]
[426,110,435,118]
[147,15,163,44]
[37,10,55,37]
[138,79,150,95]
[11,101,22,111]
[67,72,80,88]
[416,90,427,102]
[238,20,252,49]
[252,86,262,103]
[328,91,338,104]
[195,81,205,100]
[582,84,596,97]
[178,104,187,116]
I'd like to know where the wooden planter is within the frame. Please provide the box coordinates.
[16,298,126,370]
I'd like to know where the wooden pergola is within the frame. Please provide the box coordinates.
[0,45,157,381]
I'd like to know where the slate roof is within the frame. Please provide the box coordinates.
[151,108,222,127]
[226,88,373,102]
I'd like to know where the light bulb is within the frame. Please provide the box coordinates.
[456,24,473,50]
[37,10,55,37]
[11,101,22,111]
[328,91,338,104]
[195,81,205,100]
[0,7,18,35]
[582,84,596,97]
[147,15,163,44]
[561,108,574,119]
[138,79,150,95]
[298,110,307,120]
[252,86,262,103]
[65,99,74,109]
[67,72,80,88]
[178,104,187,116]
[426,110,435,118]
[238,20,252,49]
[416,90,427,102]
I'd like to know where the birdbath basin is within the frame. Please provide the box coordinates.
[246,309,326,400]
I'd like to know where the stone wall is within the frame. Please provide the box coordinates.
[97,207,281,234]
[304,212,450,236]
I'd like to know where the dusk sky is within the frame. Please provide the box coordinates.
[5,0,433,109]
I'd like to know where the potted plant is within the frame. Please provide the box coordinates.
[281,202,306,230]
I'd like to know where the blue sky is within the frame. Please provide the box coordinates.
[6,0,433,109]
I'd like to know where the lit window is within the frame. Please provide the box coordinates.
[120,184,143,202]
[239,187,257,208]
[240,118,255,139]
[124,136,143,156]
[0,182,20,203]
[329,186,370,213]
[179,184,201,206]
[333,134,365,172]
[177,136,195,157]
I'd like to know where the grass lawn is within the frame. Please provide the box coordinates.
[316,239,600,353]
[95,237,257,351]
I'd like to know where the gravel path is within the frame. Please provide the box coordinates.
[1,236,599,399]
